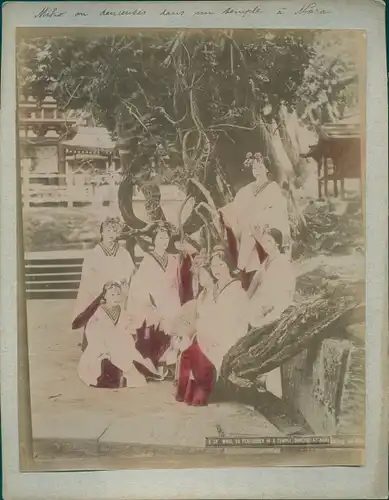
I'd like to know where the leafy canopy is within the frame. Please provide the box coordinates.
[18,30,358,189]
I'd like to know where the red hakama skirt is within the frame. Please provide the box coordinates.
[135,321,171,366]
[175,338,216,406]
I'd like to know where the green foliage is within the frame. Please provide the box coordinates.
[296,32,359,126]
[17,30,359,203]
[17,31,313,178]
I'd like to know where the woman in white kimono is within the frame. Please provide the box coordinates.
[247,227,295,328]
[217,152,290,290]
[78,282,161,388]
[72,217,136,351]
[125,222,184,369]
[246,227,296,397]
[175,247,249,405]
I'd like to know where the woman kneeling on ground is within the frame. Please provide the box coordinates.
[174,246,249,405]
[76,281,161,389]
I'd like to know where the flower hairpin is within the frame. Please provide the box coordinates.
[244,152,264,168]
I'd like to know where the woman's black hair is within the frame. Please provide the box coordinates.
[99,217,122,241]
[208,246,237,280]
[151,221,178,254]
[104,281,122,293]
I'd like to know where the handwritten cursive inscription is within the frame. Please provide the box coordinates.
[193,10,215,16]
[32,2,333,22]
[295,3,330,14]
[160,9,185,16]
[100,7,146,16]
[34,7,65,18]
[222,5,262,17]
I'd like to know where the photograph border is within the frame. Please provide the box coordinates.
[15,24,366,473]
[1,1,387,499]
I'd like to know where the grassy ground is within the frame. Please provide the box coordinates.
[23,207,103,252]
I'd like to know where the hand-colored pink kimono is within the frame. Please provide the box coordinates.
[176,280,249,405]
[218,180,290,288]
[77,304,149,388]
[73,242,136,349]
[126,251,192,365]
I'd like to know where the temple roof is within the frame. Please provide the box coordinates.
[62,126,116,154]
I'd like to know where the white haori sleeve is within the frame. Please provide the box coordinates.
[218,199,241,237]
[220,281,249,345]
[200,281,249,374]
[254,182,289,234]
[109,330,146,372]
[73,249,101,321]
[77,311,108,386]
[113,246,136,286]
[74,245,136,323]
[158,262,182,333]
[248,255,296,328]
[221,184,253,233]
[125,255,160,330]
[115,246,136,307]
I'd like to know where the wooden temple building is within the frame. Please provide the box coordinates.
[302,112,362,199]
[61,126,120,207]
[18,95,120,207]
[18,94,77,205]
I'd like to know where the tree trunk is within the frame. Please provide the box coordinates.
[118,178,147,230]
[277,107,312,183]
[118,115,319,241]
[140,183,166,222]
[221,264,364,381]
[277,108,300,166]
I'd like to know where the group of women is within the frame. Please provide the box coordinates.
[72,153,296,405]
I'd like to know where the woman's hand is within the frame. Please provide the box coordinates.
[175,241,196,254]
[102,281,114,294]
[261,305,275,317]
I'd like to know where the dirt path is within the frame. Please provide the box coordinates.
[26,300,283,459]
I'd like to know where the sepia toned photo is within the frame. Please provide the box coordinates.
[15,26,366,471]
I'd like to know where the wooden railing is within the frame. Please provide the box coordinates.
[21,172,125,208]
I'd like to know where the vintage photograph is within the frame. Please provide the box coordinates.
[16,27,365,469]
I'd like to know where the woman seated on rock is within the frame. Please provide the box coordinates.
[245,227,296,397]
[174,246,249,406]
[76,281,161,389]
[247,227,296,329]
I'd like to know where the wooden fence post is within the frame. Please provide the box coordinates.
[65,158,74,208]
[22,159,31,208]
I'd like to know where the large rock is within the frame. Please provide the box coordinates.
[222,257,365,380]
[281,336,364,435]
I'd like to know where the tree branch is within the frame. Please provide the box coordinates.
[207,123,259,131]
